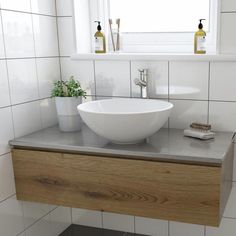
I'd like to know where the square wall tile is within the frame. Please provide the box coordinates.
[72,208,102,228]
[7,59,39,105]
[40,98,58,128]
[220,13,236,54]
[12,101,42,138]
[95,61,130,97]
[223,182,236,218]
[31,0,56,16]
[26,215,51,236]
[206,218,236,236]
[0,12,5,59]
[169,61,209,100]
[2,11,35,58]
[0,107,14,155]
[169,221,204,236]
[33,15,59,57]
[131,61,168,99]
[209,101,236,132]
[0,153,16,201]
[0,60,11,108]
[221,0,236,12]
[58,17,76,56]
[0,0,31,12]
[22,201,50,228]
[210,62,236,101]
[135,217,168,236]
[50,207,71,236]
[102,212,135,233]
[36,57,60,99]
[169,100,208,129]
[0,195,24,236]
[60,58,95,95]
[56,0,73,16]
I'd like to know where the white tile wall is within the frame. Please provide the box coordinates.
[135,217,168,236]
[169,100,208,129]
[50,207,71,236]
[72,208,102,228]
[0,12,5,59]
[0,153,15,201]
[7,59,39,104]
[32,15,59,57]
[36,57,60,99]
[31,0,56,16]
[12,101,42,138]
[57,17,76,56]
[220,13,236,54]
[1,11,35,58]
[0,107,14,155]
[169,62,209,100]
[56,0,73,16]
[0,0,31,12]
[210,62,236,101]
[0,195,24,236]
[95,61,131,97]
[102,212,135,233]
[223,183,236,218]
[209,101,236,132]
[169,221,204,236]
[40,98,58,128]
[0,60,11,107]
[22,201,50,228]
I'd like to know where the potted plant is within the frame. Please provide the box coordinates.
[51,76,86,132]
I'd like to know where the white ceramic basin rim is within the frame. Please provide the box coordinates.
[78,98,173,144]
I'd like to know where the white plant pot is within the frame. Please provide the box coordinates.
[55,97,82,132]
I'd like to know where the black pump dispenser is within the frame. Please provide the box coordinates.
[198,19,206,29]
[94,21,102,31]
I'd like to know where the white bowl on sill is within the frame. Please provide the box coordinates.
[77,98,173,144]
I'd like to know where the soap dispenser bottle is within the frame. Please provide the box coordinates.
[94,21,106,54]
[194,19,206,54]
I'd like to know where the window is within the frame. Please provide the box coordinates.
[73,0,220,53]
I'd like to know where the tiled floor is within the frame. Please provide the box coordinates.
[60,224,147,236]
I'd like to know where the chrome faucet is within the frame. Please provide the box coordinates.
[134,69,148,98]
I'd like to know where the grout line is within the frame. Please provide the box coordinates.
[55,0,63,82]
[0,193,15,204]
[10,97,53,107]
[207,62,211,124]
[168,220,170,236]
[204,225,206,236]
[57,15,73,18]
[129,61,132,98]
[93,60,97,98]
[101,211,104,228]
[1,56,61,60]
[18,205,59,236]
[133,216,136,233]
[0,151,11,157]
[0,8,57,17]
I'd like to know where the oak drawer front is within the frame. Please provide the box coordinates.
[12,149,221,226]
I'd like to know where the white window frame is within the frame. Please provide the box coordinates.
[73,0,221,54]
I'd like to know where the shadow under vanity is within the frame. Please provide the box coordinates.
[9,124,234,229]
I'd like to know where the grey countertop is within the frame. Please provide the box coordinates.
[9,125,235,166]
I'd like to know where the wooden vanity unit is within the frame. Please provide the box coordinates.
[10,126,234,227]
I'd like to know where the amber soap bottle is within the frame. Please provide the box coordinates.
[194,19,206,54]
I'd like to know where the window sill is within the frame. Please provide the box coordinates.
[71,53,236,61]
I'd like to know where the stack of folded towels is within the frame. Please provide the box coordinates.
[184,122,215,140]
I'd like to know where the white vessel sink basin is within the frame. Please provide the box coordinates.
[78,98,173,144]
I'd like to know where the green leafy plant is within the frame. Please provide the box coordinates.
[51,76,86,98]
